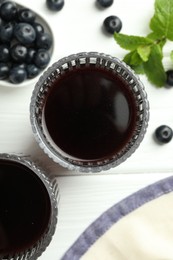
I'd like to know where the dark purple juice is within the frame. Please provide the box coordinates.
[43,66,137,162]
[0,160,51,256]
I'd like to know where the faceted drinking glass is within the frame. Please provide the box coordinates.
[30,52,149,172]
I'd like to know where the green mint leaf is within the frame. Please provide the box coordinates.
[123,51,145,75]
[143,44,166,87]
[114,33,153,51]
[132,64,145,75]
[147,32,161,40]
[137,45,151,62]
[170,50,173,62]
[147,32,166,49]
[150,0,173,40]
[123,50,143,66]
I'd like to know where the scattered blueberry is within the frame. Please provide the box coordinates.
[166,70,173,86]
[34,49,50,69]
[97,0,113,8]
[18,8,36,23]
[155,125,173,144]
[0,44,10,62]
[0,62,10,79]
[10,44,27,62]
[14,22,36,45]
[0,1,17,21]
[103,15,122,34]
[26,64,40,78]
[9,66,27,83]
[36,32,53,50]
[46,0,64,11]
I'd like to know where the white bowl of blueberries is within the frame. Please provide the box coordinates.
[0,0,54,87]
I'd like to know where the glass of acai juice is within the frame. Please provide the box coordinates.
[30,52,149,172]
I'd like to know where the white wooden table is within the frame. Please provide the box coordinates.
[0,0,173,259]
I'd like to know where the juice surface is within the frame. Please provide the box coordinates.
[43,66,137,162]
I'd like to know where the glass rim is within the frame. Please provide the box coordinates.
[0,153,58,260]
[30,52,149,173]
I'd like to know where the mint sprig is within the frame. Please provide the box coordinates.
[114,0,173,87]
[150,0,173,40]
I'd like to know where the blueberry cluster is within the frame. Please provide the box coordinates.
[0,1,53,84]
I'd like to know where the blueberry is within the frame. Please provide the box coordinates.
[18,8,36,23]
[36,32,52,50]
[103,15,122,34]
[155,125,173,143]
[14,22,36,45]
[34,49,50,69]
[0,1,17,21]
[0,62,10,79]
[9,66,27,83]
[0,16,4,26]
[32,22,44,36]
[97,0,113,8]
[46,0,64,11]
[25,48,36,63]
[0,44,10,62]
[26,64,40,78]
[12,63,26,70]
[166,70,173,86]
[10,44,27,62]
[0,22,14,42]
[0,0,8,7]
